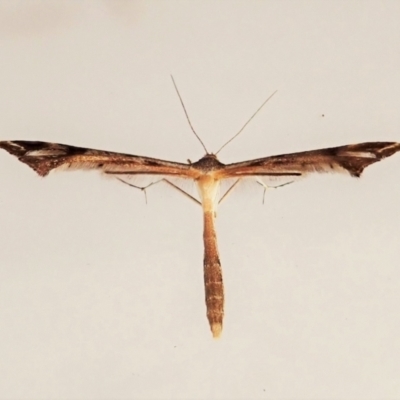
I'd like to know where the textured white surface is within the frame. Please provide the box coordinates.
[0,1,400,399]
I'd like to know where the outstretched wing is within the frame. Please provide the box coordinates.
[218,142,400,179]
[0,140,195,178]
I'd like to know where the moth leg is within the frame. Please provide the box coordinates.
[116,178,163,204]
[256,179,294,204]
[117,177,201,206]
[162,179,201,205]
[218,178,241,205]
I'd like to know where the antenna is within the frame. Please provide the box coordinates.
[215,90,278,155]
[171,75,208,154]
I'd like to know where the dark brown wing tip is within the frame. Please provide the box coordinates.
[0,141,27,157]
[340,142,400,177]
[0,140,55,153]
[350,142,400,157]
[0,141,52,176]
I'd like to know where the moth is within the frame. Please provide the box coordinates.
[1,78,399,338]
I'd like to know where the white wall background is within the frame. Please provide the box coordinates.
[0,1,399,399]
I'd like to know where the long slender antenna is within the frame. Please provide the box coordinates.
[171,75,208,154]
[215,90,278,155]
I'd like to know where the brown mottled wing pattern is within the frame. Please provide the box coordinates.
[218,142,400,178]
[0,141,197,179]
